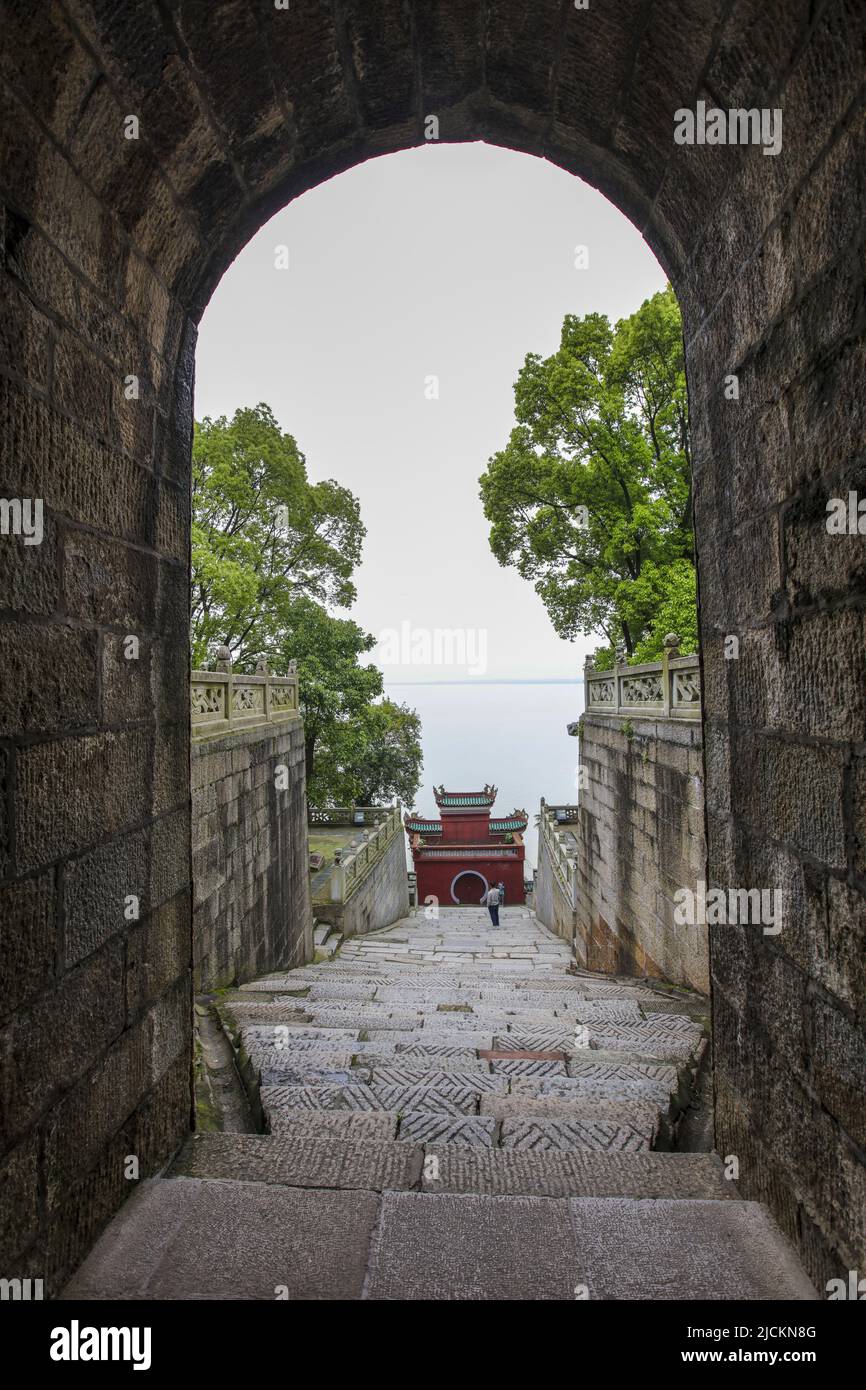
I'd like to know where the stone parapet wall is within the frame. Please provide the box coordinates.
[316,822,410,940]
[315,805,409,937]
[572,712,708,994]
[535,809,581,955]
[192,715,312,991]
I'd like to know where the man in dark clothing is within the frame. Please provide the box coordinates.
[481,884,501,926]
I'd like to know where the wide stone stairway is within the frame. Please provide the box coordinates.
[65,909,816,1300]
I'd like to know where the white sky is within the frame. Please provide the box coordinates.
[195,142,668,682]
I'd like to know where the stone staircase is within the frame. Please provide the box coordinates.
[64,908,817,1300]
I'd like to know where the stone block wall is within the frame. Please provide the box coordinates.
[192,720,312,990]
[573,713,708,995]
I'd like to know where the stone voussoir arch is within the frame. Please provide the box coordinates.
[1,0,864,1294]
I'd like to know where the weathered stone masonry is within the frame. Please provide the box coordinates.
[191,663,312,992]
[573,715,707,993]
[574,647,707,994]
[536,647,707,993]
[313,805,410,940]
[1,0,864,1293]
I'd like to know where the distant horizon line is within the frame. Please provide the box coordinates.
[384,677,585,686]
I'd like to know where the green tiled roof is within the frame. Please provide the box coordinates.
[436,794,494,806]
[406,815,526,834]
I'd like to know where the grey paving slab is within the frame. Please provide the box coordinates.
[421,1150,740,1200]
[306,1008,423,1031]
[411,1030,494,1050]
[565,1052,679,1085]
[367,1056,489,1075]
[220,1003,312,1026]
[370,1065,497,1091]
[265,1109,399,1141]
[566,1199,818,1300]
[375,986,481,1005]
[494,1027,573,1053]
[553,1000,643,1022]
[634,1011,707,1035]
[261,1081,381,1112]
[244,1043,358,1072]
[169,1132,420,1190]
[589,1027,700,1062]
[306,982,378,1002]
[394,1043,481,1060]
[512,1076,673,1106]
[397,1112,498,1147]
[421,1012,516,1032]
[489,1059,567,1077]
[363,1192,582,1300]
[480,1096,660,1135]
[238,977,314,994]
[363,1029,432,1045]
[370,1083,480,1116]
[259,1064,371,1087]
[501,1117,652,1153]
[236,1025,360,1043]
[63,1178,379,1301]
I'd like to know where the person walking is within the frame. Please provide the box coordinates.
[481,882,501,927]
[497,881,506,908]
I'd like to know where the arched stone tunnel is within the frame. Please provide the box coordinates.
[0,0,864,1294]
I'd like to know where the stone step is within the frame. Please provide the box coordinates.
[422,1147,739,1199]
[261,1082,382,1113]
[508,1070,676,1105]
[314,935,342,960]
[396,1112,498,1147]
[366,1029,494,1049]
[480,1095,660,1133]
[171,1131,419,1188]
[500,1116,653,1153]
[220,1001,313,1026]
[312,923,332,948]
[235,1024,361,1044]
[306,981,377,1001]
[63,1178,818,1301]
[265,1109,399,1140]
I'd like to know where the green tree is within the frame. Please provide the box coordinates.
[310,699,423,808]
[480,286,695,661]
[191,404,364,669]
[274,597,384,789]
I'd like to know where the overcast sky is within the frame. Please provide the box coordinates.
[195,142,668,682]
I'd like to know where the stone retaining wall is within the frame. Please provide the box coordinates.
[192,719,312,991]
[573,712,708,994]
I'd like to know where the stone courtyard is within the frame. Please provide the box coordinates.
[64,908,816,1301]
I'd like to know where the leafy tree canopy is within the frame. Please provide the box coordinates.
[190,404,422,809]
[480,286,696,663]
[191,403,364,670]
[309,698,423,809]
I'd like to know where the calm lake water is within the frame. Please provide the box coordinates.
[386,680,586,870]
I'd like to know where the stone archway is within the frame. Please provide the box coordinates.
[1,0,864,1293]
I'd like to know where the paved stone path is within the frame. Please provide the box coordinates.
[65,908,817,1300]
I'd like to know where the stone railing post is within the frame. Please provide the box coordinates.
[331,848,346,903]
[215,644,233,729]
[662,632,680,718]
[256,655,271,721]
[614,642,627,716]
